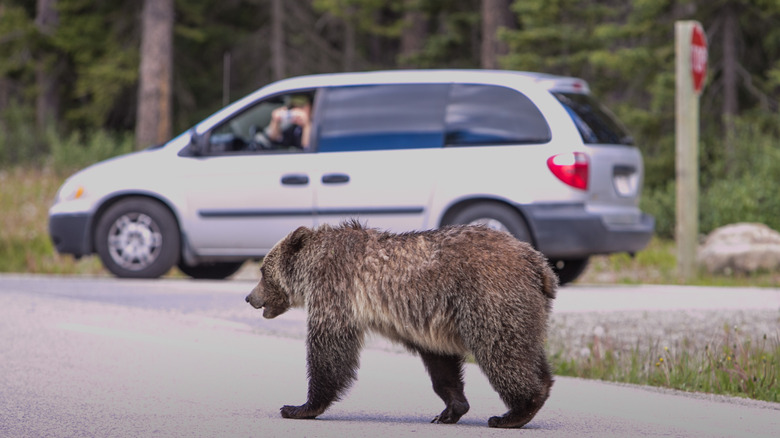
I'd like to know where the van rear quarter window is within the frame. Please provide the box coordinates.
[552,92,633,145]
[317,84,449,152]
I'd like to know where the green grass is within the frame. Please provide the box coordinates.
[567,241,780,403]
[579,238,780,287]
[1,125,132,274]
[0,167,106,275]
[550,326,779,403]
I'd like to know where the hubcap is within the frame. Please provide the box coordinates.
[468,218,509,233]
[107,213,162,271]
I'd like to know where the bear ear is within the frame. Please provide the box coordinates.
[285,226,312,254]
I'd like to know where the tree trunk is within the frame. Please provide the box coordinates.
[135,0,173,149]
[271,0,286,80]
[343,16,356,71]
[35,0,59,131]
[399,1,426,68]
[0,78,7,112]
[722,1,738,172]
[481,0,515,69]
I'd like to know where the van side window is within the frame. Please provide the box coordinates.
[317,84,449,152]
[445,84,551,146]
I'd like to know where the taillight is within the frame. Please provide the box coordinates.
[547,152,589,190]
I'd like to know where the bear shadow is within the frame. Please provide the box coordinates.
[317,412,550,430]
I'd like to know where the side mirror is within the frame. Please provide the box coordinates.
[188,129,209,156]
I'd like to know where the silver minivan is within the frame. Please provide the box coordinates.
[49,70,654,283]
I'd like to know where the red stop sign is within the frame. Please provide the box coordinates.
[691,24,708,93]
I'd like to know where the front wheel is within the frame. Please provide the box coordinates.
[177,261,245,280]
[94,198,180,278]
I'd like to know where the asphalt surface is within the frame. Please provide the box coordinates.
[1,275,778,437]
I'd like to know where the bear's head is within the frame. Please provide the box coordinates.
[245,226,311,319]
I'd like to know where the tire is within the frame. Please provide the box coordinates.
[94,198,180,279]
[177,261,245,280]
[549,258,589,285]
[447,203,533,244]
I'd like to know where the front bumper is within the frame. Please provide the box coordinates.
[49,213,92,257]
[521,203,655,259]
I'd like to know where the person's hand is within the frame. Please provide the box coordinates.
[289,108,309,126]
[271,107,288,123]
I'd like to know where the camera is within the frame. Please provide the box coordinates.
[279,109,294,125]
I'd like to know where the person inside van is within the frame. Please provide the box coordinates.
[267,95,312,149]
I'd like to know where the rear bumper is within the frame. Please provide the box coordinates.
[521,203,655,259]
[49,213,92,257]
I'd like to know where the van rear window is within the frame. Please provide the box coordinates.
[553,92,633,145]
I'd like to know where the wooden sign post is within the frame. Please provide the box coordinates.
[675,21,707,281]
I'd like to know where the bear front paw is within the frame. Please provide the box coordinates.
[431,400,469,424]
[280,404,320,420]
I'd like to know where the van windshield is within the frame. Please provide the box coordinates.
[553,92,634,145]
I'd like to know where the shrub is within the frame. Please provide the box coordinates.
[641,116,780,239]
[48,129,134,173]
[700,174,780,235]
[640,182,675,239]
[0,102,48,165]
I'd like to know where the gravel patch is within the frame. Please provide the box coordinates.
[548,309,780,361]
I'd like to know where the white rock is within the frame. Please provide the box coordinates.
[698,223,780,274]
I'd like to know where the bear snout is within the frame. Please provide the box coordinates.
[245,293,265,310]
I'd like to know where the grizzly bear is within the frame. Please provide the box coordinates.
[245,221,557,428]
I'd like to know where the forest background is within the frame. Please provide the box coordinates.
[2,0,780,243]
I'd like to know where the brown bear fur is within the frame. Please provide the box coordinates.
[245,221,557,428]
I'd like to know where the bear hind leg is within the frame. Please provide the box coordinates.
[280,404,321,420]
[418,351,470,424]
[486,382,551,428]
[485,352,553,429]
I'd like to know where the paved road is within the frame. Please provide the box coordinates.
[1,275,778,437]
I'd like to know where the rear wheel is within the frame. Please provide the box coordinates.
[177,261,245,280]
[549,258,589,285]
[447,203,532,243]
[447,203,588,285]
[94,198,180,279]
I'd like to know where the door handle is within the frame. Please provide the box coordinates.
[322,173,350,184]
[281,174,309,185]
